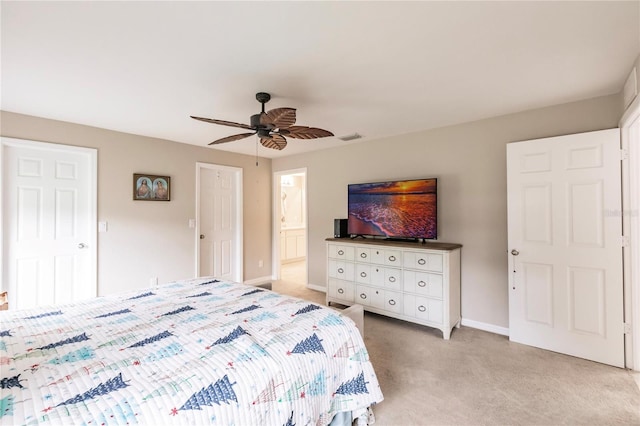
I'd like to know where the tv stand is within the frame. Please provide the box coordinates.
[350,234,366,239]
[326,238,462,339]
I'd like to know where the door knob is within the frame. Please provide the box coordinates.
[511,249,519,256]
[200,234,205,240]
[78,243,87,249]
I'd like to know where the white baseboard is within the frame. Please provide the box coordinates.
[243,276,272,286]
[306,283,326,292]
[461,318,509,337]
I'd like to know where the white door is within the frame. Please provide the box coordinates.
[507,129,624,367]
[197,164,242,282]
[2,138,97,310]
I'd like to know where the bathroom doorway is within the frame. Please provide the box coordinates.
[273,169,307,287]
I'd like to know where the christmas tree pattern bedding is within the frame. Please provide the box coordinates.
[0,278,383,425]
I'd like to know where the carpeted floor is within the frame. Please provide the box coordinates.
[274,261,640,426]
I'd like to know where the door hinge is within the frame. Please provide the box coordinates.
[621,236,630,247]
[624,322,632,335]
[621,149,629,160]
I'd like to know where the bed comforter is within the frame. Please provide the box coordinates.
[0,278,383,425]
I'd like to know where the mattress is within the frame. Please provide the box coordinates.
[0,278,383,425]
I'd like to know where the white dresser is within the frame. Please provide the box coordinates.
[326,238,462,339]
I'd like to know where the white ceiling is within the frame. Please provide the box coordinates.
[2,1,639,159]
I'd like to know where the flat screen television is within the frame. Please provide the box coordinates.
[347,178,437,240]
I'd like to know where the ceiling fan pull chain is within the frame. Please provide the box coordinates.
[255,136,259,166]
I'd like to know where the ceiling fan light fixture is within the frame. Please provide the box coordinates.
[257,128,271,138]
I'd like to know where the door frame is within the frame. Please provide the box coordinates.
[272,168,308,285]
[620,96,640,371]
[0,137,98,300]
[195,162,243,283]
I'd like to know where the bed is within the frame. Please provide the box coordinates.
[0,278,383,425]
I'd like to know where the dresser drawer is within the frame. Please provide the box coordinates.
[356,247,386,264]
[328,260,354,281]
[356,264,401,289]
[355,263,370,284]
[403,270,443,299]
[328,244,355,261]
[403,294,443,324]
[328,279,355,303]
[355,264,385,285]
[355,285,385,309]
[384,249,402,267]
[384,268,402,291]
[403,251,443,272]
[383,291,403,314]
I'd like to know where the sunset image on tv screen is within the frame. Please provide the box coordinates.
[348,178,437,239]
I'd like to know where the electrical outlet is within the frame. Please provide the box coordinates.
[150,277,158,289]
[258,260,264,268]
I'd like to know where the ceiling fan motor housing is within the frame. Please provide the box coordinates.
[251,114,274,130]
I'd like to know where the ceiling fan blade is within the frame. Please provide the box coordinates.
[191,116,254,130]
[283,126,334,139]
[260,108,297,129]
[260,134,287,150]
[209,132,256,145]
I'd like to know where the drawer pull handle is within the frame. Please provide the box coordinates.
[338,250,344,255]
[338,288,344,294]
[418,305,427,312]
[388,276,396,283]
[418,258,426,265]
[388,255,396,262]
[418,281,426,287]
[388,299,396,306]
[338,268,344,274]
[360,253,367,258]
[360,272,367,278]
[360,293,367,299]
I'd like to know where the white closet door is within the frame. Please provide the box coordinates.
[198,165,242,282]
[2,138,97,310]
[507,129,624,367]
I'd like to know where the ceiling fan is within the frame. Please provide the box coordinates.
[191,92,334,150]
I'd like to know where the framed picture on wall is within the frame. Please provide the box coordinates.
[133,173,171,201]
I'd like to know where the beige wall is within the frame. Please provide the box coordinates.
[1,111,273,296]
[272,94,622,329]
[1,93,623,329]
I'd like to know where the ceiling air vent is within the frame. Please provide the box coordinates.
[338,133,363,142]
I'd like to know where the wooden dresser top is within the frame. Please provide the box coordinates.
[325,237,462,251]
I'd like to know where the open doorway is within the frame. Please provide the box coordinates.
[273,168,307,288]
